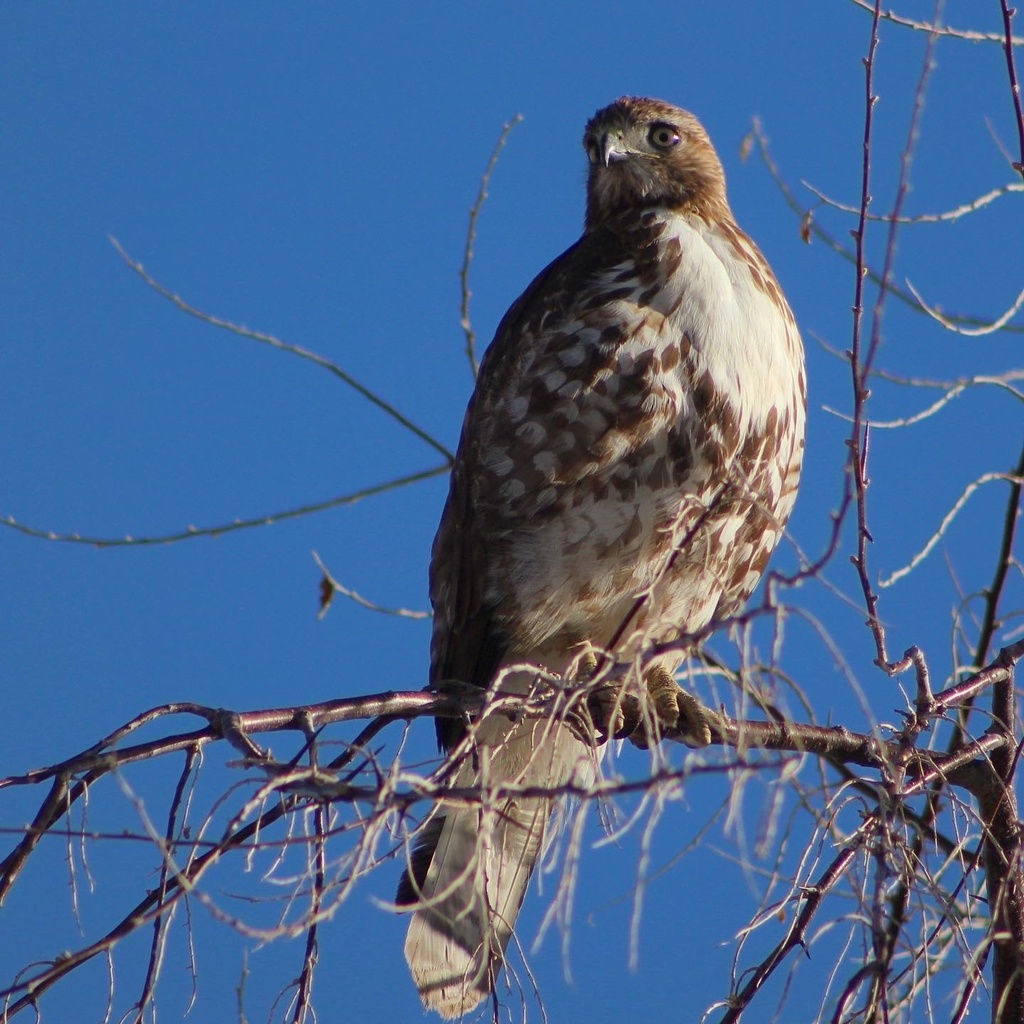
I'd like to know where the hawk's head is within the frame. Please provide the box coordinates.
[583,96,729,231]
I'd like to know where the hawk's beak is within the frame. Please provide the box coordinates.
[599,132,629,167]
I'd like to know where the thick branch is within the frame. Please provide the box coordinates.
[981,647,1024,1024]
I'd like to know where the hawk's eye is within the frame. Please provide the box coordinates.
[648,123,680,150]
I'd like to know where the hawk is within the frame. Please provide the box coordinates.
[398,96,806,1018]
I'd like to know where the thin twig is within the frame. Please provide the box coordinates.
[848,0,1024,43]
[822,371,1024,429]
[2,463,449,547]
[804,178,1024,223]
[879,472,1024,588]
[718,845,859,1024]
[289,802,325,1024]
[999,0,1024,175]
[746,121,1024,335]
[133,747,198,1023]
[313,550,429,621]
[110,238,454,462]
[849,0,940,671]
[460,115,522,377]
[906,278,1024,336]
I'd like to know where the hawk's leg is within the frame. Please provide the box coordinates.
[632,665,713,749]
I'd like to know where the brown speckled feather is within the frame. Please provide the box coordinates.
[430,231,638,744]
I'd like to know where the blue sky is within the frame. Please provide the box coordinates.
[3,4,1022,1022]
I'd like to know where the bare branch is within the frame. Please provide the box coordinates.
[718,845,858,1024]
[848,1,939,672]
[313,550,430,621]
[847,0,1024,44]
[2,463,448,547]
[880,472,1024,588]
[975,645,1024,1022]
[822,371,1024,429]
[745,121,1024,336]
[459,115,523,377]
[999,0,1024,176]
[906,278,1024,336]
[110,237,455,463]
[804,178,1024,223]
[975,441,1024,669]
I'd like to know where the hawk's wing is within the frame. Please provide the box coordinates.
[430,235,594,747]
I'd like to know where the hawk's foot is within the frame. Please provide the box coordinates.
[630,665,713,749]
[585,684,642,743]
[574,648,638,744]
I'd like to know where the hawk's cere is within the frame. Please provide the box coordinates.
[398,96,806,1018]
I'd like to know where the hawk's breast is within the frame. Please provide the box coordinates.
[443,208,805,664]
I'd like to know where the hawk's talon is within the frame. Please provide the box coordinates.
[574,649,600,681]
[631,665,712,749]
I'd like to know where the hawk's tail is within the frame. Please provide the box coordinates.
[399,717,590,1019]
